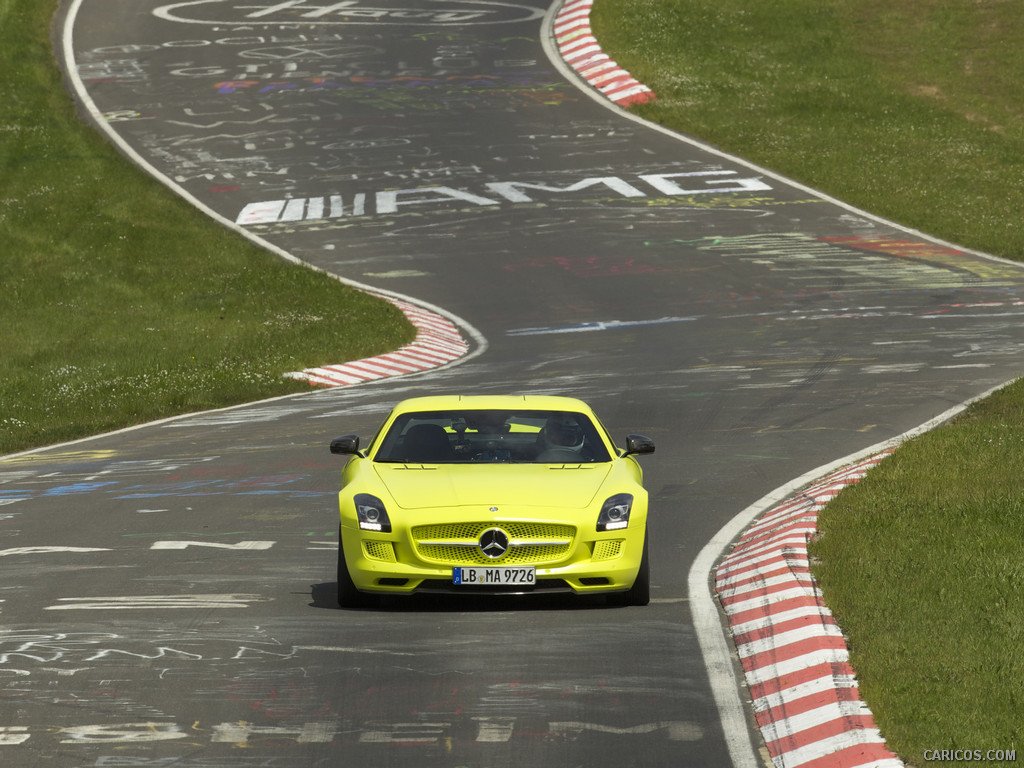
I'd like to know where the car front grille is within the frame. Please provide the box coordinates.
[412,521,576,565]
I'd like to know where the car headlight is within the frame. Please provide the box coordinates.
[597,493,633,531]
[354,493,391,533]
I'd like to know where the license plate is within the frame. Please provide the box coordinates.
[453,566,536,586]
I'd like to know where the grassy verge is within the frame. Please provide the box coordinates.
[813,380,1024,758]
[591,0,1024,760]
[0,0,415,455]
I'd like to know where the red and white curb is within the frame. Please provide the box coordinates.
[286,297,469,387]
[553,0,655,106]
[715,451,905,768]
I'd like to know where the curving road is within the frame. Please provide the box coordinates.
[4,0,1024,764]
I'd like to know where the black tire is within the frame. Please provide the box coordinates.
[609,533,650,607]
[337,530,378,609]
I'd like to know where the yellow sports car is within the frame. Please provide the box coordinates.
[329,395,655,607]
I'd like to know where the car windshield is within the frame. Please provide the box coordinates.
[373,409,612,464]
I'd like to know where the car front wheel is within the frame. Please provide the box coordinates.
[609,533,650,606]
[337,530,379,609]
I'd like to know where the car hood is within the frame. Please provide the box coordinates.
[373,463,613,510]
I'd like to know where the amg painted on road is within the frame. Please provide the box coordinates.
[235,169,773,224]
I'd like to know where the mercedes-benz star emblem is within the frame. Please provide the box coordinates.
[478,528,510,559]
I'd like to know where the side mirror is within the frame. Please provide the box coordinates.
[330,434,361,455]
[623,434,655,456]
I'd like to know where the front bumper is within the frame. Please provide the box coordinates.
[340,519,645,596]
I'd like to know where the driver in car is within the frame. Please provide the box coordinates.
[538,414,587,461]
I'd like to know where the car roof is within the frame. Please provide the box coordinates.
[390,394,596,414]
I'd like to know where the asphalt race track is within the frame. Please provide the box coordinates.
[5,0,1024,765]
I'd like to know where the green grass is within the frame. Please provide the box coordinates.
[591,0,1024,760]
[0,0,415,454]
